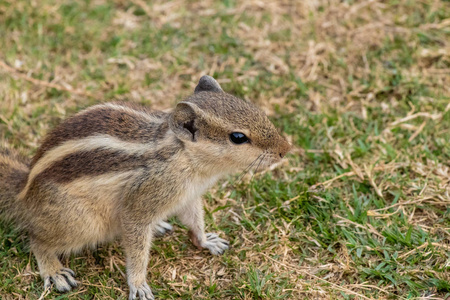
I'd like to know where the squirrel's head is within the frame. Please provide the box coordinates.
[169,76,291,175]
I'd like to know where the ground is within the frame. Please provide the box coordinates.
[0,0,449,299]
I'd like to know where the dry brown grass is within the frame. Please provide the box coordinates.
[0,0,449,299]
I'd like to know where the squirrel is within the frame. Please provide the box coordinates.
[0,76,290,300]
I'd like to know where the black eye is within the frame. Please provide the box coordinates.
[230,132,249,144]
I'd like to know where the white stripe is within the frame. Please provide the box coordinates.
[79,103,162,123]
[18,134,157,199]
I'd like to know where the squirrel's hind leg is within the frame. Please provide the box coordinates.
[31,241,78,293]
[154,220,173,237]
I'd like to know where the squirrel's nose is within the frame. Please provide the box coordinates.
[278,139,291,158]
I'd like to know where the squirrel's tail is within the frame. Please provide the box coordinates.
[0,147,29,226]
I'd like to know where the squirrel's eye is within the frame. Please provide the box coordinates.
[230,132,249,144]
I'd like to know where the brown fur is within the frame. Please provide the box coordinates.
[35,144,181,184]
[31,103,169,167]
[0,148,29,226]
[0,76,290,300]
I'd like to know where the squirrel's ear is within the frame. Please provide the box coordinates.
[169,102,201,142]
[194,75,223,93]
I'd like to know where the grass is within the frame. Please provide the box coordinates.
[0,0,449,299]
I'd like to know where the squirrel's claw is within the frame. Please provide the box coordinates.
[203,233,230,255]
[44,268,78,293]
[129,282,154,300]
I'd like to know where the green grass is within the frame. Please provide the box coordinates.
[0,0,449,299]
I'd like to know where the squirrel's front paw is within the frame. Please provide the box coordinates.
[129,282,154,300]
[43,268,78,293]
[202,233,230,255]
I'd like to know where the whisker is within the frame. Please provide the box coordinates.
[250,152,266,182]
[235,153,263,184]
